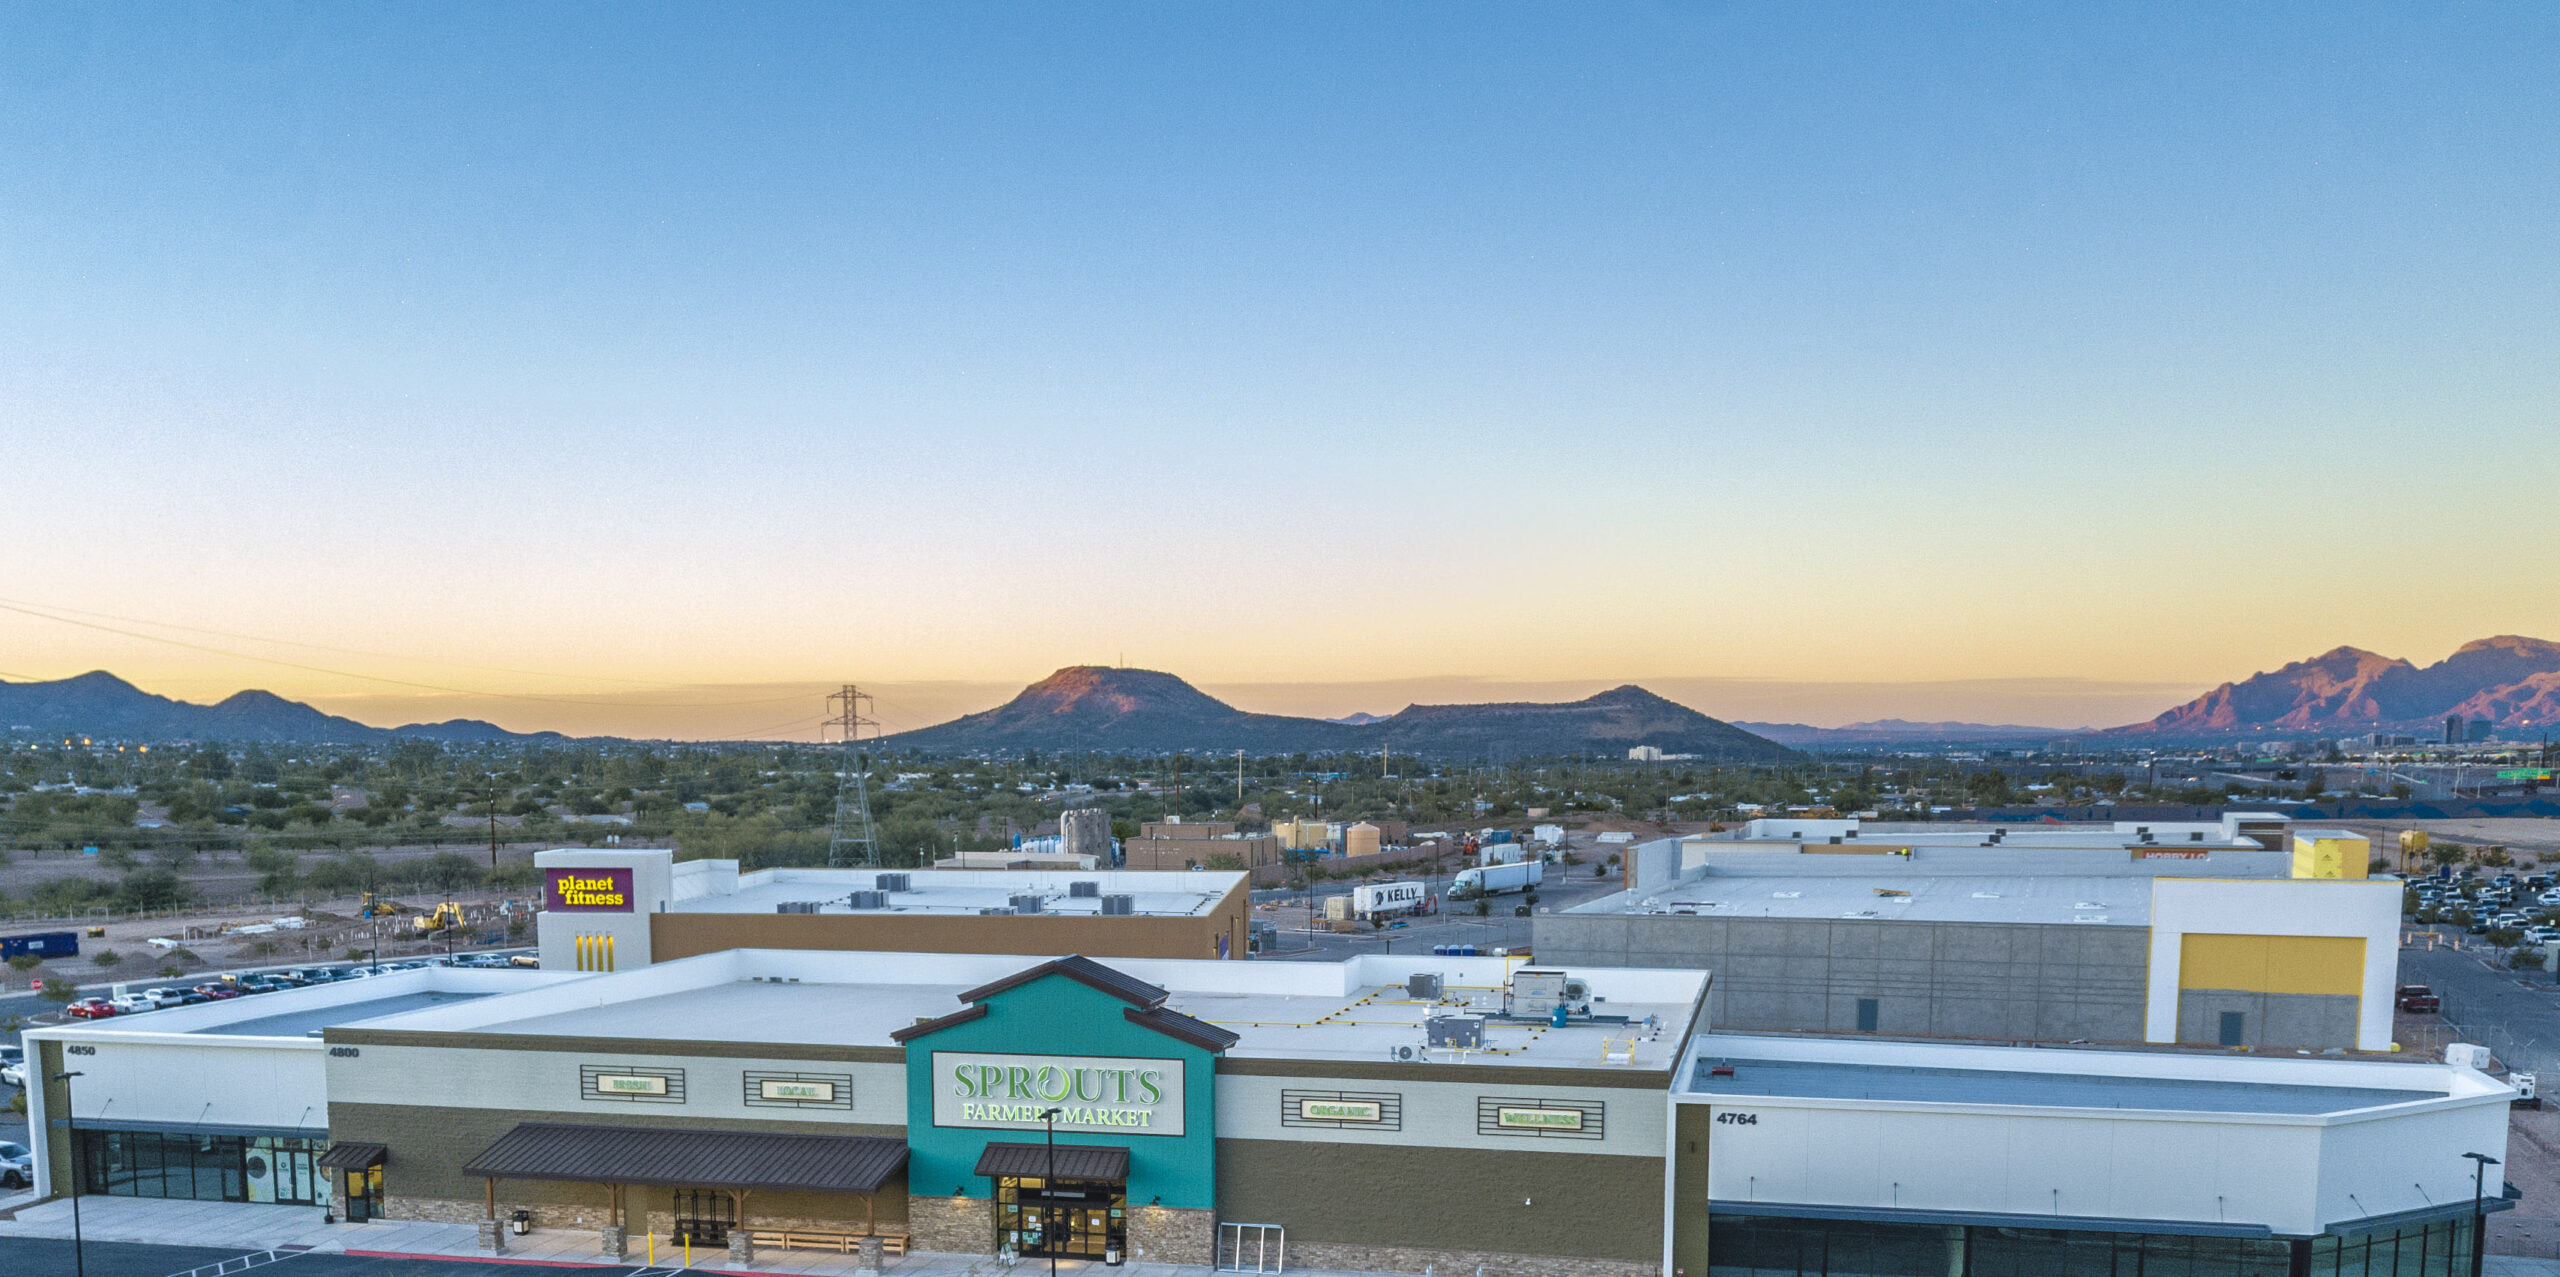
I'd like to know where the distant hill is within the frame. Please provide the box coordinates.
[1738,719,2077,748]
[2109,636,2560,739]
[0,671,568,745]
[880,667,1797,760]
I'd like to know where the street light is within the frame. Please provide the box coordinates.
[2463,1151,2499,1277]
[1038,1106,1063,1277]
[53,1070,85,1277]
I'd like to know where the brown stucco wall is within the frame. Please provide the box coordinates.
[327,1100,907,1223]
[1213,1137,1664,1264]
[649,880,1250,963]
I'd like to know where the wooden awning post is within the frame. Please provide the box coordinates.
[866,1193,876,1233]
[484,1177,496,1220]
[609,1183,623,1229]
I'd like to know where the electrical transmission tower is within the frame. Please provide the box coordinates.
[821,684,882,868]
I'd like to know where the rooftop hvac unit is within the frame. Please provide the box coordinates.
[979,908,1012,916]
[1426,1016,1485,1049]
[876,872,912,892]
[1510,969,1591,1018]
[1069,880,1102,898]
[776,901,823,914]
[1389,1044,1423,1062]
[1010,893,1045,914]
[1099,894,1136,916]
[846,890,889,910]
[1407,973,1443,1000]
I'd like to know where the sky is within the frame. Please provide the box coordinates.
[2,3,2555,738]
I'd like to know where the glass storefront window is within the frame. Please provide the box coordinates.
[76,1131,315,1205]
[1704,1213,2474,1277]
[995,1175,1126,1259]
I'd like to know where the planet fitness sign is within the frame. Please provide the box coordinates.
[546,867,635,913]
[932,1051,1185,1136]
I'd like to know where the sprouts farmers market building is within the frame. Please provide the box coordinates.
[23,950,2522,1277]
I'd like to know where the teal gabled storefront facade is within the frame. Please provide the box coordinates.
[894,956,1233,1212]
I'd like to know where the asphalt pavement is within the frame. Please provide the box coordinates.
[2401,927,2560,1074]
[0,1237,695,1277]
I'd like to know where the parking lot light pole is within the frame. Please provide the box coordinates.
[54,1070,84,1277]
[1039,1106,1063,1277]
[2463,1151,2499,1277]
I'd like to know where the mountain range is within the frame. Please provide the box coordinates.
[2108,635,2560,739]
[0,671,565,745]
[1737,719,2075,748]
[877,666,1799,760]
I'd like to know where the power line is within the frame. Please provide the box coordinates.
[820,685,882,869]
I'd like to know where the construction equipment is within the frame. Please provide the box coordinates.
[412,902,466,935]
[359,893,410,919]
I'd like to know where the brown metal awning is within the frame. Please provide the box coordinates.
[973,1141,1129,1182]
[317,1142,387,1171]
[463,1123,908,1194]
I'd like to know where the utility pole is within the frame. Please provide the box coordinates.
[1236,749,1245,807]
[487,782,501,871]
[822,685,882,868]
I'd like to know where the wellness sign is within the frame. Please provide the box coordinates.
[546,867,635,913]
[931,1051,1185,1136]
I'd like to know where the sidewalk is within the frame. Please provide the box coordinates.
[0,1196,1356,1277]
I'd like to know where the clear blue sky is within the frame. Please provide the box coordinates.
[3,4,2554,734]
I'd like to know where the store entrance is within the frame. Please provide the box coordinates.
[997,1176,1126,1259]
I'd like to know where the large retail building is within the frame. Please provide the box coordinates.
[22,946,2518,1277]
[1539,816,2405,1051]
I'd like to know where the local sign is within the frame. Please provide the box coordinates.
[1496,1106,1585,1131]
[546,867,635,913]
[931,1051,1184,1136]
[760,1078,836,1103]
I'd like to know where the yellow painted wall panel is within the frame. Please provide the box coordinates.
[2179,933,2366,996]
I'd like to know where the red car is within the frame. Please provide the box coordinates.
[2397,985,2441,1014]
[63,998,117,1019]
[193,983,243,1001]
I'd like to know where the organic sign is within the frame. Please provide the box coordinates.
[1298,1098,1382,1123]
[1496,1106,1585,1131]
[931,1051,1184,1136]
[547,868,635,913]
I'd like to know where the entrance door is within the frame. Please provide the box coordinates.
[998,1177,1126,1259]
[346,1165,380,1223]
[673,1189,734,1245]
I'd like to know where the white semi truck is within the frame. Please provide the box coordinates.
[1451,859,1543,898]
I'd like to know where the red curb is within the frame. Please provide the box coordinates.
[339,1250,618,1268]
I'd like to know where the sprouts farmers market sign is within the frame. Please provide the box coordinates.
[931,1052,1186,1136]
[546,868,635,912]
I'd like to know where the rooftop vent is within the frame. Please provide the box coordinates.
[847,890,889,910]
[876,872,912,892]
[1010,893,1045,914]
[776,901,823,914]
[2190,832,2206,842]
[979,907,1012,916]
[1099,894,1136,916]
[1068,880,1102,898]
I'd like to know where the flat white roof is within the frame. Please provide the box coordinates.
[354,949,1709,1072]
[42,967,589,1041]
[671,868,1245,918]
[1685,1033,2505,1117]
[1603,873,2164,926]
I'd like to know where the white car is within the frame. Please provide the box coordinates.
[0,1141,29,1190]
[0,1061,23,1089]
[106,994,158,1015]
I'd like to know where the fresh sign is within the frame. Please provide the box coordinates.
[1496,1106,1585,1131]
[547,868,635,913]
[595,1073,667,1096]
[931,1051,1184,1136]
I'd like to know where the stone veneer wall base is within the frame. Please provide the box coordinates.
[1284,1239,1653,1277]
[907,1195,995,1254]
[1127,1205,1215,1266]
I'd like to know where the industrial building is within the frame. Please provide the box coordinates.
[1118,821,1283,873]
[534,849,1251,972]
[20,949,2513,1277]
[1538,815,2406,1051]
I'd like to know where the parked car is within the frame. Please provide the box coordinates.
[233,975,288,994]
[145,986,208,1007]
[507,954,541,968]
[0,1062,22,1089]
[64,998,117,1019]
[0,1141,30,1189]
[194,983,242,1001]
[106,994,159,1015]
[2397,985,2442,1013]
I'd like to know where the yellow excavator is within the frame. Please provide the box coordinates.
[359,893,409,919]
[412,902,466,935]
